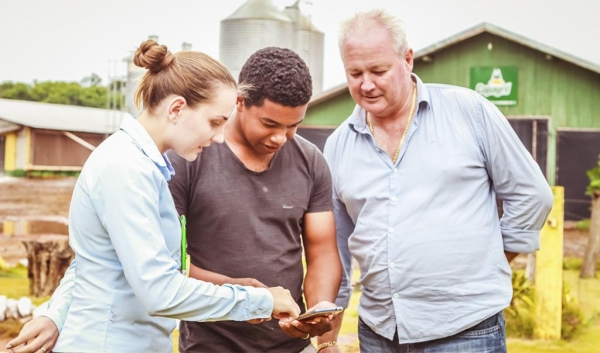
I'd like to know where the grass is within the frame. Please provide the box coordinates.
[508,324,600,352]
[0,264,51,339]
[0,265,50,306]
[0,265,30,299]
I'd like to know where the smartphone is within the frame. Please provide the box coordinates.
[297,307,344,321]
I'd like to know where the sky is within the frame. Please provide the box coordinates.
[0,0,598,91]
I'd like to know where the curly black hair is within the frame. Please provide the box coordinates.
[239,47,312,108]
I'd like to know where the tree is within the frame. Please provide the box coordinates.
[0,82,33,101]
[580,155,600,278]
[0,79,120,109]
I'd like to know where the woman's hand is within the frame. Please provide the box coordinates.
[6,316,59,353]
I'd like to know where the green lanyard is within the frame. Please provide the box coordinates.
[180,215,187,275]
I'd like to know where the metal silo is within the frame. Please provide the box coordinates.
[284,1,324,94]
[124,54,145,117]
[124,35,159,117]
[220,0,296,83]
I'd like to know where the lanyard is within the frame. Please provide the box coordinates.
[180,215,187,275]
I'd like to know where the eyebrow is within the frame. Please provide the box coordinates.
[262,117,304,127]
[347,64,389,72]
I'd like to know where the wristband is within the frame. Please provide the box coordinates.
[316,341,337,352]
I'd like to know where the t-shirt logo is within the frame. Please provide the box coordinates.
[282,204,294,209]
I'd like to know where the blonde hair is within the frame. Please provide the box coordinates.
[338,9,409,56]
[133,39,237,112]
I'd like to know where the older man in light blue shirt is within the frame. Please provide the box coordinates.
[318,9,553,353]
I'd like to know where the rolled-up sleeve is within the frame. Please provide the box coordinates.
[476,97,554,253]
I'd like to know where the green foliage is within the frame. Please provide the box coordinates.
[27,170,80,178]
[0,78,124,109]
[586,155,600,197]
[504,270,586,340]
[5,169,26,177]
[562,283,585,340]
[507,271,534,316]
[0,264,29,300]
[0,82,32,100]
[563,257,600,271]
[0,263,27,278]
[505,271,535,338]
[576,218,591,230]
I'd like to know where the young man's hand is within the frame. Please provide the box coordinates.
[278,301,339,338]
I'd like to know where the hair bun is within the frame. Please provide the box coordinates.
[133,39,175,73]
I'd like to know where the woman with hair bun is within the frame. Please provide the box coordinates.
[6,40,300,353]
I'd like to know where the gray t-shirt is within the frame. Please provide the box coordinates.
[168,135,333,353]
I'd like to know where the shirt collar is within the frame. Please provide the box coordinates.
[349,73,431,134]
[119,115,175,181]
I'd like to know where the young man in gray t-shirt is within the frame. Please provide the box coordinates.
[168,47,342,353]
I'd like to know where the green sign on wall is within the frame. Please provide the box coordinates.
[470,66,518,106]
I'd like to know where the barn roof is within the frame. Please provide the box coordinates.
[0,98,127,134]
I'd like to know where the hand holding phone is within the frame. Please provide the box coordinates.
[296,306,343,322]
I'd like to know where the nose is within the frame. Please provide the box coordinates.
[270,130,287,146]
[360,75,375,92]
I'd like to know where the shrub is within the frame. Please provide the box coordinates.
[561,283,585,340]
[505,271,535,338]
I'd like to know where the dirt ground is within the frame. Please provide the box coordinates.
[0,175,591,264]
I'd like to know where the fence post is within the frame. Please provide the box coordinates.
[534,186,564,340]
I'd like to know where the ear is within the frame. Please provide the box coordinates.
[167,96,187,124]
[235,96,245,113]
[404,48,414,73]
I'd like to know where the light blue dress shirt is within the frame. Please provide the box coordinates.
[45,115,274,353]
[323,75,553,344]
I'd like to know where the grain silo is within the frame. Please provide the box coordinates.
[123,35,158,117]
[220,0,324,94]
[123,53,146,117]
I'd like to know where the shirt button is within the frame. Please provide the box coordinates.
[393,293,399,299]
[388,228,395,233]
[393,168,397,172]
[389,262,395,267]
[391,196,397,202]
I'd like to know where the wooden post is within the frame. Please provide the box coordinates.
[534,186,564,340]
[21,235,74,297]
